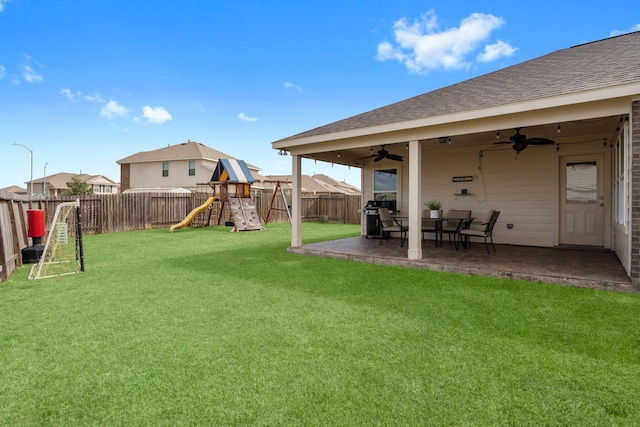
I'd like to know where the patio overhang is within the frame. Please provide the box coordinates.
[273,91,635,166]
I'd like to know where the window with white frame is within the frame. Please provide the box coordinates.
[373,168,397,202]
[162,162,169,177]
[188,160,196,176]
[613,121,629,226]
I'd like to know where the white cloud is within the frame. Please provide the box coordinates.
[60,88,82,100]
[141,105,172,124]
[22,64,42,83]
[477,40,517,62]
[238,112,258,122]
[22,65,43,82]
[377,10,514,73]
[100,100,128,119]
[0,65,5,79]
[85,93,105,103]
[0,1,9,12]
[284,81,302,91]
[610,23,640,37]
[20,54,43,83]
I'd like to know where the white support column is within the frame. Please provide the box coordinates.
[291,154,302,247]
[407,140,422,260]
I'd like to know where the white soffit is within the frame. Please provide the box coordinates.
[274,82,640,151]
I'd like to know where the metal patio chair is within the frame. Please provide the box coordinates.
[459,210,500,253]
[377,207,408,247]
[441,209,472,248]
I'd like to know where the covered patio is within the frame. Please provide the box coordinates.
[273,31,640,290]
[289,237,634,293]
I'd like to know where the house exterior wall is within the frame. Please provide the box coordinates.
[129,160,218,191]
[362,138,611,248]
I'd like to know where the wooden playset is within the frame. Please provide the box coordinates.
[170,158,291,232]
[207,159,262,231]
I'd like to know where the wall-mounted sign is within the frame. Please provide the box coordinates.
[452,176,473,182]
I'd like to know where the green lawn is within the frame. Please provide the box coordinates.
[1,223,639,426]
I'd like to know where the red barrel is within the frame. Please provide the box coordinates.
[27,209,45,238]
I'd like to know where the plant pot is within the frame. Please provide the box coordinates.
[429,209,442,219]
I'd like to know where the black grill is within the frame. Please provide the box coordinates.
[364,200,396,238]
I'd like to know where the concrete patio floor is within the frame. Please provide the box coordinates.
[288,236,637,293]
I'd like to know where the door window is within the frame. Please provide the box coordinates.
[565,162,597,203]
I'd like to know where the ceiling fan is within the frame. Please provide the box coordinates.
[494,128,556,153]
[361,145,404,162]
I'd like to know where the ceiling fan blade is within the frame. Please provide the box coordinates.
[526,138,555,145]
[374,154,385,162]
[386,154,404,161]
[359,154,378,159]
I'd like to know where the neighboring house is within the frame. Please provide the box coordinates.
[0,185,27,196]
[116,141,261,193]
[263,174,360,196]
[30,173,119,196]
[272,31,640,285]
[122,187,192,194]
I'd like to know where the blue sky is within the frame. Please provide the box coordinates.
[1,1,638,191]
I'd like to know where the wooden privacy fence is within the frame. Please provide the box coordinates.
[0,190,361,282]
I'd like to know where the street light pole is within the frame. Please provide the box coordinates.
[12,143,33,197]
[43,162,48,197]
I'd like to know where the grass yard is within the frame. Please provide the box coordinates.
[1,223,639,426]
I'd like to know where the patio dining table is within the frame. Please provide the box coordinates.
[393,216,473,248]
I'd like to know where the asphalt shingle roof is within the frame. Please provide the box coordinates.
[118,141,236,164]
[277,31,640,142]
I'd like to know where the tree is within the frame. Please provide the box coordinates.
[61,177,94,196]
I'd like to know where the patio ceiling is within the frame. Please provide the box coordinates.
[289,113,623,169]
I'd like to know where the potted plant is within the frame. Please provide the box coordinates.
[425,201,443,218]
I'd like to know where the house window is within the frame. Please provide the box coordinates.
[162,162,169,177]
[373,168,397,203]
[188,160,196,176]
[613,122,629,226]
[93,185,101,193]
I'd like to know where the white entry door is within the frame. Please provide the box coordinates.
[559,155,605,246]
